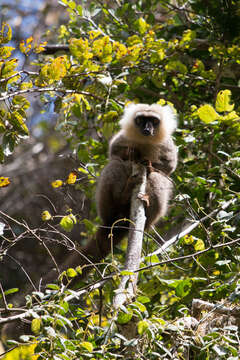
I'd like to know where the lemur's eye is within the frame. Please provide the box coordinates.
[148,116,160,126]
[135,116,144,126]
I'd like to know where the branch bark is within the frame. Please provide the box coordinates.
[192,298,240,318]
[113,164,147,309]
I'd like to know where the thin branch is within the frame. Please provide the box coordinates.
[0,87,104,102]
[0,281,8,310]
[6,254,37,292]
[0,70,38,84]
[140,236,240,273]
[144,198,237,259]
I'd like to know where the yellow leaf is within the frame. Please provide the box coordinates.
[69,38,93,61]
[113,41,128,60]
[41,210,52,221]
[0,176,10,187]
[10,111,29,135]
[66,171,77,184]
[26,36,33,44]
[194,239,205,251]
[134,18,149,35]
[197,104,219,123]
[66,268,77,278]
[1,59,18,77]
[137,320,149,335]
[89,30,102,40]
[2,344,38,360]
[215,90,234,113]
[20,81,33,90]
[51,179,63,188]
[49,57,67,80]
[19,37,33,55]
[80,341,93,352]
[0,46,15,59]
[0,22,12,44]
[35,41,47,53]
[92,36,112,63]
[183,235,194,244]
[31,318,41,334]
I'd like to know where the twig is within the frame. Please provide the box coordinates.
[0,87,104,102]
[6,254,37,292]
[0,281,8,310]
[0,70,38,83]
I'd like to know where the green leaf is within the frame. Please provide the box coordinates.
[102,122,115,139]
[2,132,16,156]
[198,104,219,123]
[136,296,150,304]
[215,90,234,113]
[120,270,134,276]
[175,279,192,298]
[117,310,133,324]
[132,301,146,312]
[137,320,149,335]
[144,254,159,263]
[3,288,19,296]
[46,283,60,290]
[60,214,76,232]
[165,60,187,74]
[76,5,83,15]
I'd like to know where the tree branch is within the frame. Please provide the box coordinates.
[192,298,240,318]
[113,164,147,308]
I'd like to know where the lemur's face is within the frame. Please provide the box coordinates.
[134,115,160,136]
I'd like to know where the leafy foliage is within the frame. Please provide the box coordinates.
[0,0,240,359]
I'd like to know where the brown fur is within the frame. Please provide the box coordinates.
[92,103,178,259]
